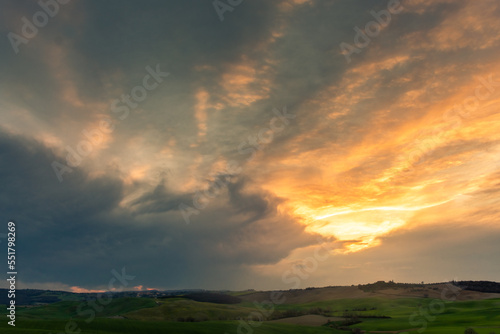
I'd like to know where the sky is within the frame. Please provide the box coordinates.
[1,0,500,292]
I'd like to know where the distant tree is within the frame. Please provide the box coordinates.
[464,328,478,334]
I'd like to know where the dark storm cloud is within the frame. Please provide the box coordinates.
[0,131,123,227]
[0,132,117,284]
[0,131,317,289]
[130,179,193,215]
[0,0,406,156]
[0,0,284,151]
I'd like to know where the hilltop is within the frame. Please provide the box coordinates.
[2,280,499,306]
[1,281,499,333]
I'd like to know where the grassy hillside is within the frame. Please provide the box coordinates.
[124,298,257,321]
[1,285,499,333]
[1,297,157,320]
[0,319,338,334]
[263,296,500,332]
[239,284,500,305]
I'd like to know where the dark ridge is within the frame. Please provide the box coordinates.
[166,292,242,304]
[357,280,426,292]
[452,281,500,293]
[0,289,64,305]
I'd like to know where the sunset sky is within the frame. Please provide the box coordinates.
[1,0,500,292]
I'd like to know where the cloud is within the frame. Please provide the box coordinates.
[1,0,500,290]
[0,130,317,289]
[70,286,106,293]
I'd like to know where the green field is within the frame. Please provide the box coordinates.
[1,295,499,333]
[0,318,341,334]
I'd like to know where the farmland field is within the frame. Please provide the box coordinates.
[1,285,499,334]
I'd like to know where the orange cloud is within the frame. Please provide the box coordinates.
[220,56,271,108]
[70,286,106,293]
[245,2,500,254]
[194,89,209,141]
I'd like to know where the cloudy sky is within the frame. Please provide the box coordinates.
[1,0,500,292]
